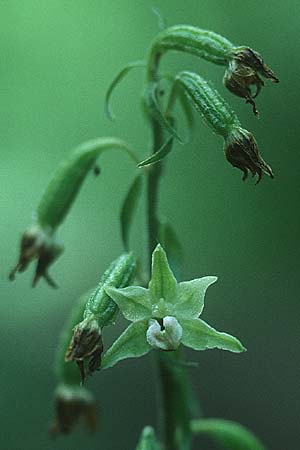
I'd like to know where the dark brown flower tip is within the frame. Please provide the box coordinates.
[233,47,279,83]
[223,47,279,115]
[50,384,97,436]
[225,127,274,184]
[65,318,103,384]
[9,225,63,287]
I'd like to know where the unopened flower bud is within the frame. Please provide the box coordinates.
[9,224,63,287]
[65,317,103,383]
[224,47,279,115]
[146,316,182,351]
[225,127,273,183]
[50,384,96,436]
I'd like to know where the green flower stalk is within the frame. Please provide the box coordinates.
[147,25,279,114]
[9,137,138,287]
[51,290,97,436]
[65,252,136,383]
[101,244,245,369]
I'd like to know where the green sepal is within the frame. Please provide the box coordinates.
[149,244,178,304]
[179,318,246,352]
[120,175,143,251]
[191,418,267,450]
[105,285,152,322]
[101,321,151,369]
[105,60,146,120]
[175,277,217,319]
[135,426,161,450]
[138,135,174,168]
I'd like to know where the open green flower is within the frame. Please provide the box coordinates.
[101,244,245,369]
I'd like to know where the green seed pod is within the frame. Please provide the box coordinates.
[148,25,233,79]
[50,290,97,436]
[175,71,240,138]
[147,25,279,114]
[174,71,273,183]
[65,252,136,382]
[9,137,138,287]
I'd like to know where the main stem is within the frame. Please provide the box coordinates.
[145,79,192,448]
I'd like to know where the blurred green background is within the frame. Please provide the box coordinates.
[1,1,299,449]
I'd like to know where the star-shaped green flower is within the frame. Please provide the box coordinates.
[101,244,245,369]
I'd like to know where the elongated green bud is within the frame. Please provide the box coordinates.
[9,137,138,287]
[174,71,273,183]
[51,290,97,435]
[147,25,279,113]
[175,71,240,137]
[65,253,136,382]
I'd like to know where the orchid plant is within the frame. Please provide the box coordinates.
[10,20,278,450]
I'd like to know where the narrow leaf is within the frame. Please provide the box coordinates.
[178,87,195,142]
[158,220,183,280]
[105,60,146,120]
[136,426,161,450]
[145,83,183,142]
[149,244,178,303]
[105,285,152,322]
[101,321,151,369]
[175,277,217,319]
[138,136,174,168]
[120,175,143,251]
[179,318,246,353]
[191,418,267,450]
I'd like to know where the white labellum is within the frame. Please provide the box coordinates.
[146,316,182,351]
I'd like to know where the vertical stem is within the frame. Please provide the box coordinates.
[145,92,192,449]
[157,351,192,450]
[146,118,163,264]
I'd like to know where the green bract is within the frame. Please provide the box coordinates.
[101,244,245,369]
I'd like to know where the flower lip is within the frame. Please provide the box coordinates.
[146,316,182,351]
[225,127,274,183]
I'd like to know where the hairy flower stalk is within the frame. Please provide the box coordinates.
[9,138,139,286]
[147,25,279,114]
[65,253,136,383]
[172,71,274,182]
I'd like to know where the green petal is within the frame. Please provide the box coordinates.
[179,318,246,353]
[105,286,152,322]
[175,276,217,319]
[101,321,151,369]
[149,244,178,304]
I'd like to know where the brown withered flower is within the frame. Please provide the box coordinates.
[50,384,97,436]
[224,127,274,183]
[224,47,279,115]
[65,317,103,384]
[9,224,63,287]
